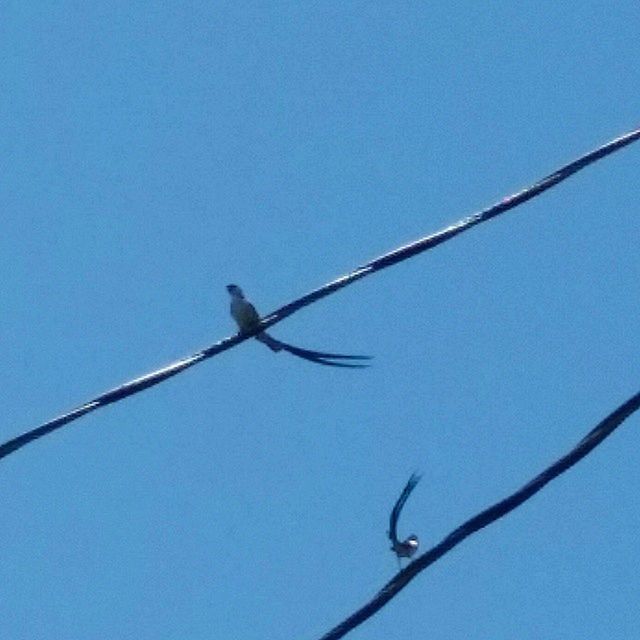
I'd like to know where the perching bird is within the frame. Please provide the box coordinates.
[226,284,372,368]
[389,473,421,563]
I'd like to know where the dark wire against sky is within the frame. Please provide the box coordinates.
[1,126,639,463]
[318,389,640,640]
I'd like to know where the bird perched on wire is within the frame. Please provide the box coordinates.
[389,473,421,565]
[226,284,371,368]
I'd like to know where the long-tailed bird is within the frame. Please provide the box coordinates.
[226,284,371,368]
[389,473,421,564]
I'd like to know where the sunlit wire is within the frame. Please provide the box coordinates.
[2,126,638,462]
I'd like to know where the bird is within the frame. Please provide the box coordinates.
[389,473,421,565]
[226,284,372,368]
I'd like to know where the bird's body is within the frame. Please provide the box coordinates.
[228,284,262,332]
[391,534,419,559]
[227,284,281,352]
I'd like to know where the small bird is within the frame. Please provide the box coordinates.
[389,473,421,565]
[226,284,372,368]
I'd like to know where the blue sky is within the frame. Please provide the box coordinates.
[2,3,639,639]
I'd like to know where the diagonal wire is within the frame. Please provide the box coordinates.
[317,388,640,640]
[261,126,640,329]
[2,127,639,462]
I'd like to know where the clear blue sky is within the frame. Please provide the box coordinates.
[2,3,639,639]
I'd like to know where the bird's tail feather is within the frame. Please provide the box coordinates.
[255,332,284,352]
[256,334,372,368]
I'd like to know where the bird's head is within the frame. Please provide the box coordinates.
[406,534,419,546]
[404,535,419,556]
[226,284,244,298]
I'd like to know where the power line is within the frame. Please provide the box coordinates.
[2,126,639,462]
[318,388,640,640]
